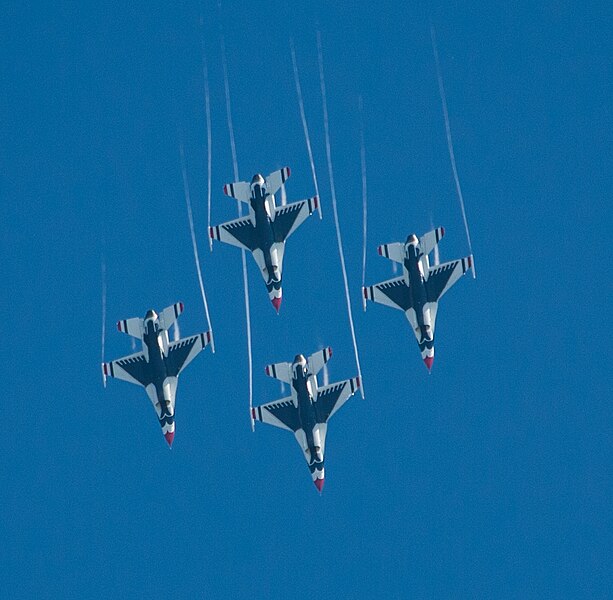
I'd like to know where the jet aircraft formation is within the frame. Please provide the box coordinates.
[103,166,473,492]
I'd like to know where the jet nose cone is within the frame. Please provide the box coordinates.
[314,478,325,493]
[271,297,282,313]
[423,356,434,371]
[164,431,175,448]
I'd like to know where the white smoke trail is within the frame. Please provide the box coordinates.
[323,363,329,387]
[202,42,213,251]
[359,96,368,295]
[430,26,475,277]
[280,183,287,206]
[173,321,181,342]
[317,32,365,398]
[179,143,215,352]
[221,34,254,429]
[290,38,322,218]
[101,257,107,387]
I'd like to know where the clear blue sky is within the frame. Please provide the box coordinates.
[1,2,610,598]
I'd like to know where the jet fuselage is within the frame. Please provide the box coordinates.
[290,357,325,476]
[248,178,281,291]
[403,241,432,343]
[141,312,176,437]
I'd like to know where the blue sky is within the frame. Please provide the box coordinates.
[1,2,611,598]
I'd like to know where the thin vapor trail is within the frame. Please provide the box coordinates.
[317,32,364,398]
[101,257,107,387]
[179,143,215,351]
[291,38,322,217]
[220,34,254,428]
[201,42,213,251]
[430,26,475,276]
[359,97,368,296]
[173,321,181,342]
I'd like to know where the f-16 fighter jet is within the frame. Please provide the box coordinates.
[252,348,360,492]
[209,167,319,312]
[101,302,212,447]
[363,227,474,371]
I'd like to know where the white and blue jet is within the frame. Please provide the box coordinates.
[363,227,474,371]
[209,167,319,312]
[252,348,360,493]
[101,302,212,447]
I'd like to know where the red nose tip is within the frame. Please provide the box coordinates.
[271,297,282,313]
[423,356,434,371]
[314,478,324,493]
[164,431,175,448]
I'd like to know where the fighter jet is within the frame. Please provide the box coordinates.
[209,167,319,312]
[363,227,474,371]
[252,348,360,492]
[101,302,212,447]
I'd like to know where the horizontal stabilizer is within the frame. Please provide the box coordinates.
[265,167,291,196]
[420,227,445,257]
[377,242,405,263]
[159,302,184,331]
[264,361,292,385]
[117,317,143,339]
[223,180,252,202]
[308,347,332,376]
